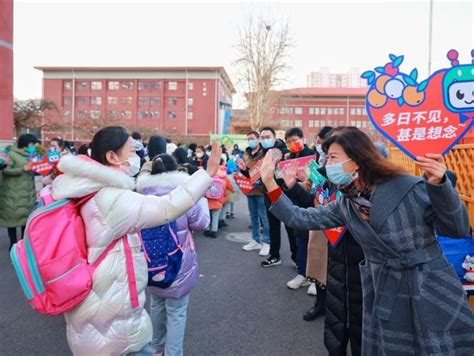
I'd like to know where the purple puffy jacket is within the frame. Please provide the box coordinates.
[137,170,210,298]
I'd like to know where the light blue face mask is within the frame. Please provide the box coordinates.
[248,140,258,149]
[316,144,323,155]
[25,145,36,154]
[261,139,274,149]
[326,159,355,186]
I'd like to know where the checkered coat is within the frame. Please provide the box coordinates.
[270,174,474,355]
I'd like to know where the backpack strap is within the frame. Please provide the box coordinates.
[76,193,96,209]
[168,224,184,253]
[91,236,139,309]
[91,238,121,268]
[122,237,139,309]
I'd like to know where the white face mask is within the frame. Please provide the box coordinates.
[116,155,141,177]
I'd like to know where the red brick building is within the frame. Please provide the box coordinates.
[272,87,371,136]
[0,0,14,144]
[35,66,235,142]
[231,88,378,139]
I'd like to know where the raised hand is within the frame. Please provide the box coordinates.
[414,153,447,185]
[260,149,280,191]
[282,159,298,189]
[236,157,247,171]
[206,141,222,177]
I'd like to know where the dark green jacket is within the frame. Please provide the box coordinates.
[0,146,37,228]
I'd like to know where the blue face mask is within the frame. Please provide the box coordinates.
[248,140,258,149]
[326,159,354,186]
[25,146,36,154]
[316,144,323,155]
[261,139,274,149]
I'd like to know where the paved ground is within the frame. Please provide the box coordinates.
[0,198,326,355]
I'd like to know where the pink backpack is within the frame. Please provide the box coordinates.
[205,177,226,200]
[10,187,139,316]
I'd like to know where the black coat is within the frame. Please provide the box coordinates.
[284,182,364,356]
[325,231,364,356]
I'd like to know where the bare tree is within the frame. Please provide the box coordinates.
[234,13,293,130]
[13,99,58,138]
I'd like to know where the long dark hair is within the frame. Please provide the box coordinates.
[322,127,404,184]
[90,126,130,165]
[151,154,178,175]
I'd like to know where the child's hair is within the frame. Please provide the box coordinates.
[151,154,178,175]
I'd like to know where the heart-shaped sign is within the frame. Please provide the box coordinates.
[363,50,474,159]
[29,152,59,176]
[313,185,346,247]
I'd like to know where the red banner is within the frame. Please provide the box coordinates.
[233,173,254,195]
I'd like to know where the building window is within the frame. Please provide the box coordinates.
[356,108,362,116]
[314,120,320,128]
[91,81,102,90]
[188,83,193,90]
[91,96,102,105]
[168,98,177,105]
[187,112,193,120]
[295,120,303,127]
[150,97,161,106]
[278,107,290,115]
[122,81,133,90]
[121,110,132,119]
[108,96,119,105]
[150,111,160,119]
[168,111,177,120]
[294,107,303,115]
[63,96,71,105]
[350,108,356,115]
[351,120,356,126]
[308,120,314,128]
[168,82,178,91]
[309,107,314,115]
[280,120,292,128]
[122,96,133,105]
[63,110,71,118]
[138,82,149,91]
[187,98,193,106]
[340,108,345,115]
[64,81,72,91]
[90,110,101,119]
[77,97,89,105]
[108,81,120,90]
[138,111,149,119]
[76,110,87,119]
[314,107,320,115]
[138,97,150,106]
[320,107,326,115]
[328,108,333,115]
[78,81,89,90]
[152,81,161,90]
[108,110,118,119]
[362,108,367,115]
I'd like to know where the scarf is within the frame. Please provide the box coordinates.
[339,179,373,221]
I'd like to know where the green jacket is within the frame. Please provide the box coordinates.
[0,146,37,228]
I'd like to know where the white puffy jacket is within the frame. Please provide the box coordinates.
[51,155,211,355]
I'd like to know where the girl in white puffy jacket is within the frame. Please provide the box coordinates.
[51,126,220,356]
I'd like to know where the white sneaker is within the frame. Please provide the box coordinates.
[242,240,263,251]
[287,275,311,290]
[259,243,270,256]
[307,283,317,296]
